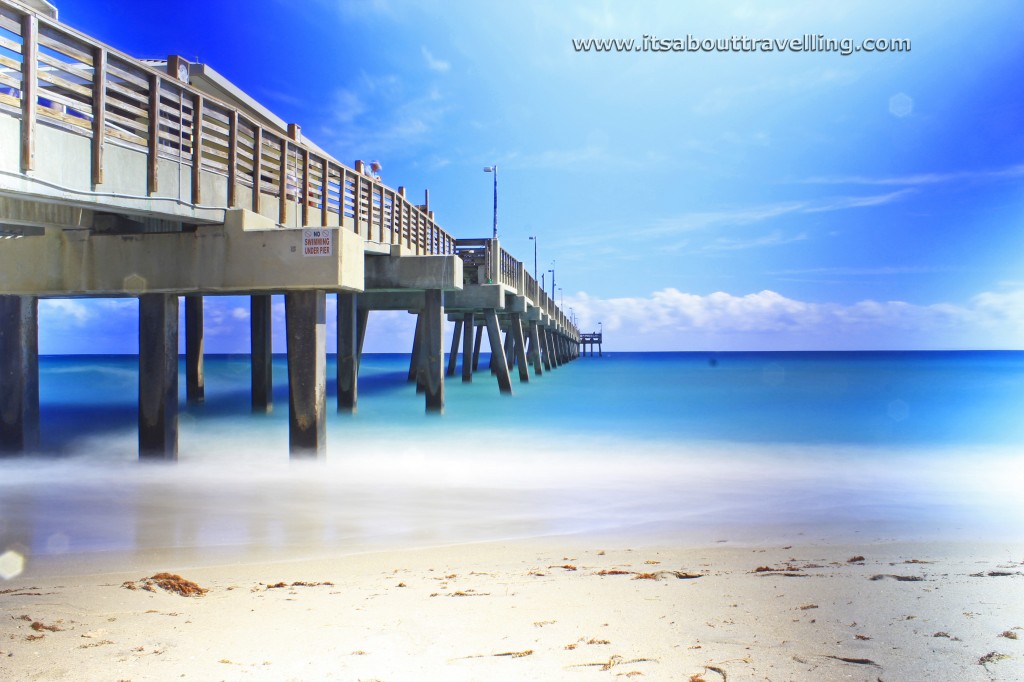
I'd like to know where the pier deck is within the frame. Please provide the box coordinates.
[0,0,579,458]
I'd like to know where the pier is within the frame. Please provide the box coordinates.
[579,332,603,357]
[0,0,579,459]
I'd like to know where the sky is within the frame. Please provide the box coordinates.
[33,0,1024,352]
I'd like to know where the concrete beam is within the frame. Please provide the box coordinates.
[444,285,505,312]
[506,295,527,314]
[364,254,462,291]
[360,291,425,312]
[138,294,178,460]
[286,290,326,458]
[0,296,39,454]
[0,208,363,296]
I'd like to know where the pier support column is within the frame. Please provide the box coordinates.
[503,327,515,369]
[511,314,529,383]
[528,321,543,376]
[484,309,512,395]
[337,292,359,413]
[408,312,424,388]
[472,325,484,372]
[540,327,553,371]
[139,294,178,460]
[419,289,444,412]
[185,295,204,404]
[0,295,39,454]
[462,313,474,383]
[251,294,273,413]
[446,319,462,377]
[285,290,326,458]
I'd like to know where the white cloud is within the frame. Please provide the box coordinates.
[421,46,450,73]
[39,299,94,325]
[565,288,1024,350]
[804,163,1024,187]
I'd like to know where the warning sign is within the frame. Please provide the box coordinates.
[302,229,333,257]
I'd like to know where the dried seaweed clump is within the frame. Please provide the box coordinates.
[123,573,208,597]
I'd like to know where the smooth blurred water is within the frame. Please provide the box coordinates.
[2,351,1023,576]
[36,350,1024,453]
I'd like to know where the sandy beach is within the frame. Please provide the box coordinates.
[2,536,1022,681]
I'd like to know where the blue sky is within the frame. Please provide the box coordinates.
[37,0,1024,352]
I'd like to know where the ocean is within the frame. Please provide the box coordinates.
[3,351,1024,576]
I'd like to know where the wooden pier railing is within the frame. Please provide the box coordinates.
[0,0,457,255]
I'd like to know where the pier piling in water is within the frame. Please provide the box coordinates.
[337,292,359,412]
[484,309,513,394]
[462,313,475,383]
[446,319,463,377]
[185,295,205,404]
[285,290,326,458]
[421,289,445,412]
[250,294,273,413]
[0,295,39,454]
[138,294,178,460]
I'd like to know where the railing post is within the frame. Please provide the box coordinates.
[19,14,37,172]
[278,134,289,225]
[321,159,330,227]
[227,110,238,207]
[147,74,160,194]
[191,93,203,204]
[252,125,262,214]
[91,46,106,186]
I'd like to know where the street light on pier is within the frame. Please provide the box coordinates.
[483,165,497,239]
[528,235,538,280]
[548,263,555,299]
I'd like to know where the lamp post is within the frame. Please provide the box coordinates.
[559,287,563,308]
[548,264,555,299]
[528,235,537,280]
[483,165,497,239]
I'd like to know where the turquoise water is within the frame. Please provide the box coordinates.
[3,351,1024,575]
[36,350,1024,452]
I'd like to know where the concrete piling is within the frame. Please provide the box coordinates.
[511,314,529,383]
[528,320,543,376]
[484,309,512,394]
[421,289,444,412]
[446,319,463,377]
[0,295,39,454]
[138,293,178,460]
[285,290,326,458]
[337,292,359,413]
[472,325,483,372]
[462,312,475,383]
[250,294,273,413]
[409,312,424,387]
[185,295,205,404]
